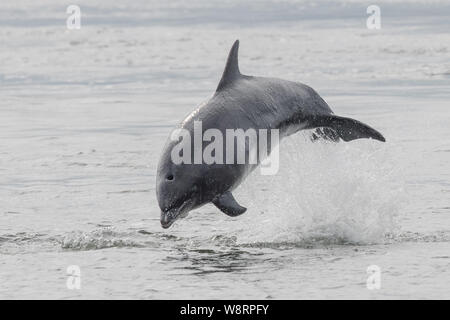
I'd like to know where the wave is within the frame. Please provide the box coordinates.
[61,229,145,250]
[0,227,449,255]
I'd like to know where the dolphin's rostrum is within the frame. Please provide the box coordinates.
[156,40,385,229]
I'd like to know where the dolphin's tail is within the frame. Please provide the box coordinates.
[309,114,386,142]
[311,127,340,142]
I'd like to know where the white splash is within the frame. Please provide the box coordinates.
[235,133,405,245]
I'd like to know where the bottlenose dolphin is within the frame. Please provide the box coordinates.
[156,40,385,228]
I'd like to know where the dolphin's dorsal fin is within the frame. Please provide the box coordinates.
[216,40,241,91]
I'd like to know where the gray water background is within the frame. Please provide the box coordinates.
[0,0,449,299]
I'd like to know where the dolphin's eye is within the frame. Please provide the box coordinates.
[166,174,174,181]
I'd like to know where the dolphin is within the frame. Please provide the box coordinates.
[156,40,385,229]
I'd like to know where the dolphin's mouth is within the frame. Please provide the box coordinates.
[160,199,192,229]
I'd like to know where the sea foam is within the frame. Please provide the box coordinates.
[235,132,405,245]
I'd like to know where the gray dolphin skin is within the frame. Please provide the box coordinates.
[156,40,385,229]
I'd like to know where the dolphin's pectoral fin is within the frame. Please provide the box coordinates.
[309,115,386,142]
[212,191,247,217]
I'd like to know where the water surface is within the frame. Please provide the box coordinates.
[0,0,449,299]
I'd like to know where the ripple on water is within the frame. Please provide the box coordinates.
[0,227,449,255]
